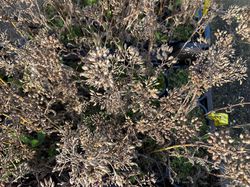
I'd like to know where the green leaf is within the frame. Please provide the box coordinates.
[31,139,40,148]
[175,0,182,6]
[20,135,31,145]
[129,176,137,184]
[83,0,98,6]
[155,31,168,43]
[106,10,113,20]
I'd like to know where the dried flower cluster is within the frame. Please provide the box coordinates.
[222,5,250,42]
[190,30,247,90]
[0,0,249,186]
[207,130,250,186]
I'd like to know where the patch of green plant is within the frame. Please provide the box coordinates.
[129,175,137,184]
[135,136,167,185]
[0,69,5,78]
[0,74,23,89]
[105,9,113,21]
[72,0,98,9]
[82,115,96,132]
[81,105,108,131]
[155,31,168,43]
[60,25,83,43]
[1,172,13,181]
[167,68,189,89]
[173,24,194,41]
[45,4,57,19]
[175,0,182,6]
[170,157,194,182]
[142,137,159,151]
[45,4,64,29]
[83,0,98,6]
[49,17,64,28]
[68,25,82,39]
[20,131,45,148]
[137,136,162,157]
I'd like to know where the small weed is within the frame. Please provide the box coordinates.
[170,157,194,182]
[45,4,64,29]
[105,10,113,20]
[83,0,98,6]
[20,131,45,148]
[155,31,168,43]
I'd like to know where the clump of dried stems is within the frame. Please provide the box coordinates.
[0,0,249,186]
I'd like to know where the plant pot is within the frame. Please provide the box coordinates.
[198,89,215,130]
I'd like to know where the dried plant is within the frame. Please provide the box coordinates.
[0,0,249,186]
[207,130,250,186]
[222,5,250,42]
[40,177,55,187]
[190,30,247,90]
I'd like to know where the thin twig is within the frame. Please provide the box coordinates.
[231,123,250,128]
[152,142,237,154]
[206,102,250,115]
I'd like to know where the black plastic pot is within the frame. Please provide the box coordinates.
[198,88,215,129]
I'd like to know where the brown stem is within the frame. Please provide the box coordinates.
[206,102,250,115]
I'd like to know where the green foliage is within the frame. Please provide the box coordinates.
[45,4,64,28]
[72,0,98,8]
[106,10,113,20]
[150,99,161,108]
[173,24,194,41]
[45,4,57,19]
[60,25,83,43]
[170,157,194,181]
[168,68,189,89]
[20,132,45,148]
[155,31,168,43]
[50,17,64,28]
[0,72,23,91]
[129,175,137,184]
